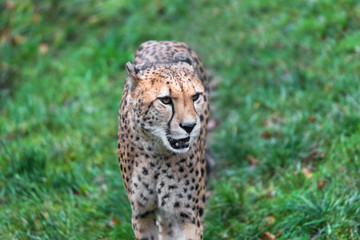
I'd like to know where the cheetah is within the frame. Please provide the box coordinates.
[118,41,209,240]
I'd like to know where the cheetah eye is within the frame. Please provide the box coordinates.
[192,93,201,101]
[159,96,172,105]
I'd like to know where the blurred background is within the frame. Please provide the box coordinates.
[1,0,360,239]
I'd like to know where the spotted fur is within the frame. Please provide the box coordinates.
[118,41,209,240]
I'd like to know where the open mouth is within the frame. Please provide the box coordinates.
[167,136,190,150]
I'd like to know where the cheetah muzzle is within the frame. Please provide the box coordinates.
[167,136,190,150]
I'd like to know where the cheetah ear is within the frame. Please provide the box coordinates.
[173,52,197,69]
[125,62,140,90]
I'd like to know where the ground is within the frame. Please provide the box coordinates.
[0,0,360,239]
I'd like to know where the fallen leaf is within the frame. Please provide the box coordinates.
[32,13,39,23]
[247,155,258,169]
[39,43,48,54]
[261,131,272,139]
[260,232,276,240]
[72,188,80,196]
[264,120,270,127]
[6,1,15,10]
[11,35,25,45]
[317,180,327,190]
[303,151,319,164]
[265,216,275,227]
[308,115,316,122]
[301,167,313,178]
[108,216,122,228]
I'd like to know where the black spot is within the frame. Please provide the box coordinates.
[174,202,180,208]
[199,208,204,217]
[169,185,178,190]
[154,172,160,180]
[180,212,190,219]
[142,167,148,175]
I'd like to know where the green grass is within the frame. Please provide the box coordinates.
[1,0,360,239]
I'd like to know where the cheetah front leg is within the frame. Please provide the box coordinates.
[158,213,203,240]
[158,214,175,240]
[179,219,203,240]
[132,210,158,240]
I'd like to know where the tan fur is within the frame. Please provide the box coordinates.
[118,41,209,240]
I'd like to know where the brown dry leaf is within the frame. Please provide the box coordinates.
[264,120,270,127]
[6,1,15,10]
[303,151,319,164]
[261,131,272,139]
[265,216,276,227]
[32,13,40,23]
[108,216,122,228]
[259,232,276,240]
[301,167,313,178]
[308,115,316,122]
[39,43,48,54]
[72,188,80,196]
[317,180,327,190]
[12,35,25,45]
[247,155,258,169]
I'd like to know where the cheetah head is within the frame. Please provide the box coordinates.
[125,52,205,154]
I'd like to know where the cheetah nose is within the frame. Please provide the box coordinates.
[179,122,196,134]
